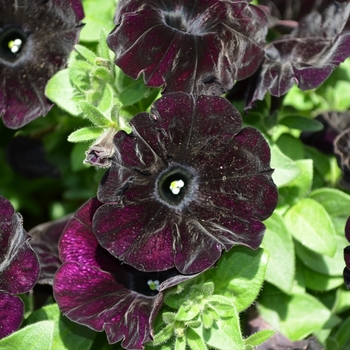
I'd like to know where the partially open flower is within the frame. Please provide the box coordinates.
[53,198,198,349]
[95,92,278,274]
[0,0,84,129]
[0,196,40,339]
[107,0,267,95]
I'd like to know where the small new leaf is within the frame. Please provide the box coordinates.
[79,102,111,127]
[68,127,104,143]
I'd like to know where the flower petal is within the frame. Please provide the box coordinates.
[0,292,24,339]
[54,262,157,348]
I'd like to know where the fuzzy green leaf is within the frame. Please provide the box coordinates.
[79,102,111,127]
[244,330,275,347]
[74,45,98,65]
[45,69,81,116]
[0,321,54,350]
[204,247,268,312]
[152,324,175,346]
[68,127,104,143]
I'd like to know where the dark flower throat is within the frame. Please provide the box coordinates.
[0,28,28,63]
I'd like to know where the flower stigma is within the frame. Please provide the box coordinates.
[147,279,160,291]
[8,39,22,54]
[170,179,185,195]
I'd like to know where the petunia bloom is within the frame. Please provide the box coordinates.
[0,0,84,129]
[343,216,350,289]
[244,1,350,108]
[107,0,267,95]
[53,198,198,349]
[94,92,278,275]
[0,196,40,339]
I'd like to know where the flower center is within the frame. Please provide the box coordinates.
[0,28,27,63]
[163,11,188,32]
[156,164,198,209]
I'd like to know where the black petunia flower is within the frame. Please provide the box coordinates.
[244,1,350,108]
[94,92,278,275]
[0,0,84,129]
[334,127,350,189]
[107,0,267,95]
[343,216,350,289]
[0,196,40,339]
[53,198,198,349]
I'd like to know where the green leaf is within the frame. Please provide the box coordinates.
[152,324,175,346]
[0,321,54,350]
[275,133,304,160]
[79,0,115,42]
[74,45,98,65]
[25,303,96,350]
[258,284,334,341]
[262,212,295,293]
[278,159,313,208]
[279,115,324,131]
[79,102,111,127]
[298,262,344,292]
[295,235,346,276]
[202,307,245,350]
[186,327,207,350]
[118,78,152,106]
[270,144,301,187]
[45,69,82,116]
[97,29,113,61]
[244,330,275,347]
[175,305,200,322]
[68,127,104,142]
[175,336,186,350]
[309,188,350,217]
[284,198,337,256]
[204,246,268,312]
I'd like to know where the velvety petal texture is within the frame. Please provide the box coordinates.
[107,0,267,95]
[0,0,84,129]
[246,2,350,107]
[29,216,71,285]
[96,92,278,274]
[0,196,40,338]
[54,198,198,349]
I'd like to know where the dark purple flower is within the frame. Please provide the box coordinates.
[334,127,350,189]
[29,215,71,285]
[344,216,350,289]
[0,196,40,339]
[107,0,267,95]
[53,198,198,349]
[245,2,350,108]
[95,92,278,275]
[301,111,350,154]
[0,0,84,129]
